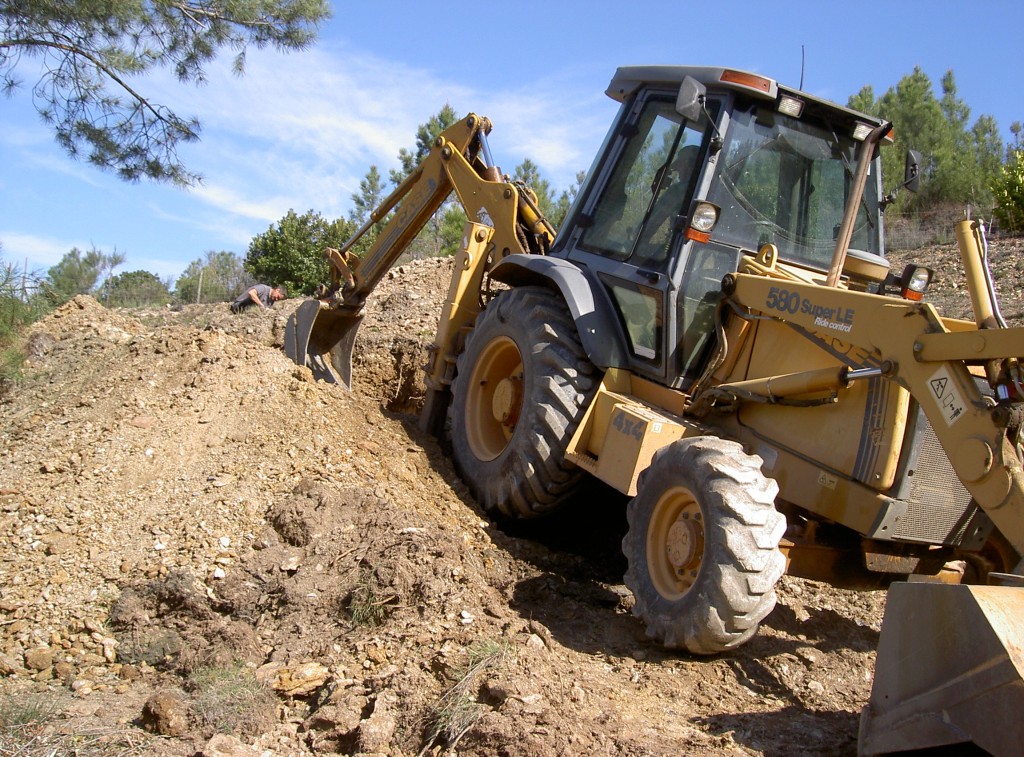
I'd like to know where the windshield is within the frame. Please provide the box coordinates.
[707,103,881,269]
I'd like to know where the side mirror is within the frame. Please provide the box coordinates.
[904,149,921,194]
[880,148,923,209]
[676,76,706,122]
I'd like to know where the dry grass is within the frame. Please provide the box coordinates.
[419,639,511,755]
[187,664,275,737]
[346,571,395,628]
[0,690,154,757]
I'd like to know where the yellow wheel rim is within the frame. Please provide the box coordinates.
[465,336,524,462]
[646,486,705,600]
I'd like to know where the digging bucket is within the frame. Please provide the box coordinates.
[284,299,363,388]
[858,580,1024,755]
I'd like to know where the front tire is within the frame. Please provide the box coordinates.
[623,436,786,654]
[450,286,597,519]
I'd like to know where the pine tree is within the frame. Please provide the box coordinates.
[1,0,329,185]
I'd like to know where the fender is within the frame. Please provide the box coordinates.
[490,255,627,368]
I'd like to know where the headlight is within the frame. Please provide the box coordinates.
[686,202,720,243]
[685,202,720,243]
[899,264,933,301]
[777,95,804,118]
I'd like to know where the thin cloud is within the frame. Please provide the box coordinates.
[0,231,81,271]
[2,35,619,284]
[143,44,596,227]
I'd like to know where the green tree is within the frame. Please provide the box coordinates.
[348,164,388,256]
[388,105,460,260]
[550,170,587,230]
[973,115,1004,176]
[245,209,352,295]
[105,270,171,308]
[350,165,387,226]
[175,250,249,303]
[510,159,586,231]
[853,68,1003,214]
[512,158,557,219]
[992,123,1024,233]
[436,205,468,257]
[876,67,948,210]
[1,0,329,185]
[46,246,125,302]
[1,251,52,390]
[934,70,995,208]
[847,85,877,117]
[389,104,459,185]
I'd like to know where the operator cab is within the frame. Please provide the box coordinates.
[553,66,888,389]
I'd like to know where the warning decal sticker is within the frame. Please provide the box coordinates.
[928,366,966,426]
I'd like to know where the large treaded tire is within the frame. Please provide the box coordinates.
[623,436,786,654]
[450,286,597,519]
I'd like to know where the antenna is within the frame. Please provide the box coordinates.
[799,45,806,90]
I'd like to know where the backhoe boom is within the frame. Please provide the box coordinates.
[283,113,555,388]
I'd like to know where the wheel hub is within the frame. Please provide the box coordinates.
[464,335,524,462]
[491,376,523,426]
[666,517,701,570]
[647,489,704,599]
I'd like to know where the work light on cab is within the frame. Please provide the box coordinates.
[686,201,720,243]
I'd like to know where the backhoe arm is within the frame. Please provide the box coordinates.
[283,113,555,388]
[322,113,553,312]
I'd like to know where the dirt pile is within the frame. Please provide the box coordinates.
[0,240,1017,755]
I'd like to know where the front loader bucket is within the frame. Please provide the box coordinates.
[284,299,363,388]
[858,581,1024,756]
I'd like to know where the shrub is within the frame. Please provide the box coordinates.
[992,149,1024,234]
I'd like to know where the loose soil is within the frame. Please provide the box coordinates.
[1,238,1021,756]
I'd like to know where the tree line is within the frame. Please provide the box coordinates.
[2,1,1023,311]
[8,65,1024,312]
[847,68,1023,234]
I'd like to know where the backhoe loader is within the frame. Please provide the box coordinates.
[285,66,1024,755]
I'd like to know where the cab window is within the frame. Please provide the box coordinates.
[580,98,708,268]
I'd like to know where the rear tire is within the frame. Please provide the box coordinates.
[450,286,597,518]
[623,436,786,654]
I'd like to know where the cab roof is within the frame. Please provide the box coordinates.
[606,65,883,126]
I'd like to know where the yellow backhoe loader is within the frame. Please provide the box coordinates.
[284,66,1024,755]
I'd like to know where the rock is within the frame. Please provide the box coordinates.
[252,526,279,550]
[357,691,397,753]
[71,678,94,696]
[796,647,820,666]
[200,733,261,756]
[24,647,54,671]
[0,652,26,675]
[54,661,76,682]
[101,637,118,662]
[25,331,56,357]
[267,661,330,697]
[518,693,547,715]
[141,690,189,737]
[42,532,77,555]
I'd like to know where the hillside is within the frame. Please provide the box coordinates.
[1,238,1020,755]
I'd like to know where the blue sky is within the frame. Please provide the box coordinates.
[2,1,1022,286]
